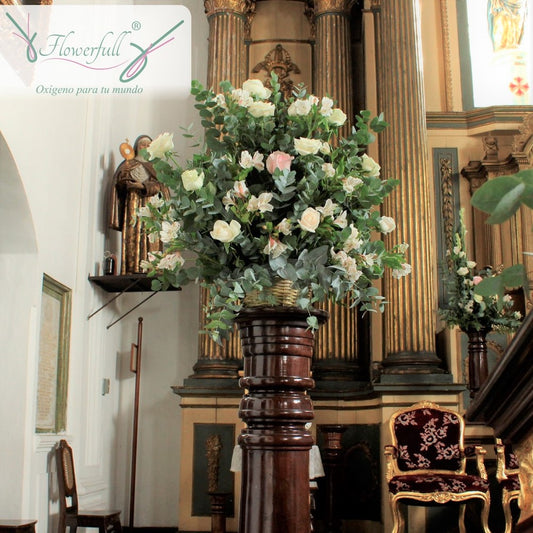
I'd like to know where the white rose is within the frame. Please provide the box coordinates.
[147,132,174,159]
[320,142,331,155]
[231,88,253,107]
[247,192,273,213]
[158,252,185,271]
[215,93,227,109]
[160,221,180,243]
[317,199,338,218]
[342,176,363,193]
[379,216,396,234]
[457,267,469,276]
[298,207,321,232]
[210,220,241,242]
[181,169,204,191]
[248,101,276,118]
[333,210,348,228]
[322,163,335,178]
[148,195,164,208]
[288,99,312,116]
[137,205,151,218]
[392,263,412,279]
[233,180,249,198]
[361,154,381,177]
[467,260,477,269]
[242,78,272,99]
[239,150,254,169]
[343,225,363,252]
[294,137,323,156]
[320,96,334,116]
[327,108,347,126]
[263,237,288,259]
[222,190,235,210]
[276,218,292,235]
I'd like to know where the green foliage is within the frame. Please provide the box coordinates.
[138,75,410,341]
[471,169,533,224]
[439,209,523,332]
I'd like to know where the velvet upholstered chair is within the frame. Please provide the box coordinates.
[384,402,491,533]
[495,439,521,533]
[56,439,123,533]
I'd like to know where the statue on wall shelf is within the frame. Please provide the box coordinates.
[109,135,169,275]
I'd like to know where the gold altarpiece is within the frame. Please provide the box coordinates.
[461,113,533,292]
[183,0,376,393]
[174,1,533,531]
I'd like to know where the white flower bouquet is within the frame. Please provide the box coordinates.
[439,209,522,333]
[138,74,410,341]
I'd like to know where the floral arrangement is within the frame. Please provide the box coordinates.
[439,209,522,333]
[138,74,410,341]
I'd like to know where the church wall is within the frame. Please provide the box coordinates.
[0,0,208,529]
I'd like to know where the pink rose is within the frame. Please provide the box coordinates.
[266,151,293,174]
[473,275,483,285]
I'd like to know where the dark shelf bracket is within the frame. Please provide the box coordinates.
[88,274,177,328]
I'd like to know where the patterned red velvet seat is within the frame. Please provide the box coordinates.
[384,402,491,533]
[495,439,521,533]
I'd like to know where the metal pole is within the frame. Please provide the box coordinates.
[129,317,143,529]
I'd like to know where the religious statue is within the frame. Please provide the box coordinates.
[109,135,169,275]
[487,0,527,52]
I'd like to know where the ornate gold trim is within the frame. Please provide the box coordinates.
[314,0,355,15]
[439,153,455,261]
[512,112,533,167]
[392,490,490,505]
[204,0,253,17]
[440,0,453,111]
[251,43,301,98]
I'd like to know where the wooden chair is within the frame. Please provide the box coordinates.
[384,401,491,533]
[56,439,123,533]
[495,439,521,533]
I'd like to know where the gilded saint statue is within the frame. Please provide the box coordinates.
[487,0,527,52]
[109,135,169,275]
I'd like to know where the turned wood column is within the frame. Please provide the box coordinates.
[318,425,347,533]
[236,307,328,533]
[374,0,442,375]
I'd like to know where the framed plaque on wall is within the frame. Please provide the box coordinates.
[35,273,71,433]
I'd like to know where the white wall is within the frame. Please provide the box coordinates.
[0,0,208,529]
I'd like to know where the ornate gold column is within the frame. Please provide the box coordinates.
[181,1,254,387]
[313,0,354,132]
[374,0,443,376]
[312,0,372,390]
[204,0,251,89]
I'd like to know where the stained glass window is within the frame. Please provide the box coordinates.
[466,0,531,106]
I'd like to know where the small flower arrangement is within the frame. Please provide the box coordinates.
[138,74,410,341]
[439,209,522,333]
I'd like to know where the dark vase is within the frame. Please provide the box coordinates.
[235,305,328,533]
[464,328,491,398]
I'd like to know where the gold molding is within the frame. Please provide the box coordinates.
[314,0,355,15]
[204,0,253,17]
[251,43,301,98]
[438,153,455,260]
[512,112,533,166]
[440,0,453,111]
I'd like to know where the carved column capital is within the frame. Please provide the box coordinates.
[314,0,355,15]
[204,0,254,17]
